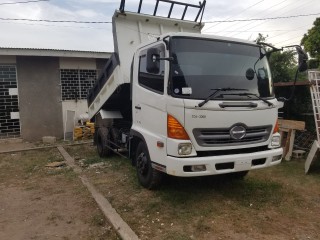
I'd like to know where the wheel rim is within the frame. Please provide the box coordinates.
[137,152,148,176]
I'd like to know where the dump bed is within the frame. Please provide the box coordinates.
[88,2,204,119]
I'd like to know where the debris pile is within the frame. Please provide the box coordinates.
[74,122,95,140]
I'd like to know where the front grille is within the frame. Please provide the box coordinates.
[193,125,272,147]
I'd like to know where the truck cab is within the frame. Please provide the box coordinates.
[131,33,282,187]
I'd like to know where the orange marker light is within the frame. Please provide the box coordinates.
[273,119,279,133]
[167,114,190,140]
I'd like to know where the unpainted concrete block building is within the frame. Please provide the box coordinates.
[0,48,110,141]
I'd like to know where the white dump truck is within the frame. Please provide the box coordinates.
[88,0,286,189]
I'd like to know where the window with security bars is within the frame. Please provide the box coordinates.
[60,69,97,101]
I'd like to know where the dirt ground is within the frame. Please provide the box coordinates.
[0,148,119,240]
[1,142,320,240]
[66,144,320,240]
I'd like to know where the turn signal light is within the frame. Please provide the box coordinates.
[167,114,190,140]
[273,120,279,133]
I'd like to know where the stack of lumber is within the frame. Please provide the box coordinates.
[278,119,305,161]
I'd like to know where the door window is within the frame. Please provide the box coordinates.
[138,46,165,94]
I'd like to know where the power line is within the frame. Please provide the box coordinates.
[274,35,303,45]
[0,17,111,24]
[204,12,320,24]
[0,0,49,5]
[0,12,318,26]
[203,0,265,32]
[228,0,299,37]
[0,20,107,29]
[228,0,315,38]
[266,24,310,40]
[0,12,318,25]
[215,0,288,36]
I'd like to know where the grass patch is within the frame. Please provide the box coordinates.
[83,156,105,165]
[156,175,283,210]
[66,145,320,240]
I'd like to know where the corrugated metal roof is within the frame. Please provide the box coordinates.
[0,47,111,59]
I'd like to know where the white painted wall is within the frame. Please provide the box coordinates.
[62,100,89,132]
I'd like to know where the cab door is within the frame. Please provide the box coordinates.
[132,43,168,163]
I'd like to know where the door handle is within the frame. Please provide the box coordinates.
[135,105,141,110]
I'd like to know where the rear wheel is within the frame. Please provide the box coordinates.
[136,141,163,189]
[96,127,112,157]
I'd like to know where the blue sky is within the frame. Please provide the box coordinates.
[0,0,319,52]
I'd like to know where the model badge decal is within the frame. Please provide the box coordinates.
[230,126,246,140]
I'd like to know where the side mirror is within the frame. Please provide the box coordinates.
[146,48,160,74]
[296,46,308,72]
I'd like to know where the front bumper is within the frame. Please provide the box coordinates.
[164,147,283,177]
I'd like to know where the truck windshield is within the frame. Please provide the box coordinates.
[169,37,274,100]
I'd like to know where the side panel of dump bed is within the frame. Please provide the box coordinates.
[88,10,203,119]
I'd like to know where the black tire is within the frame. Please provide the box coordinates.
[136,141,163,189]
[96,127,112,157]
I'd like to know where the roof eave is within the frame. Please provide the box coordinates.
[0,48,111,59]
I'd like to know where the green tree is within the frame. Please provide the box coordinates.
[269,51,296,83]
[255,33,268,44]
[301,18,320,63]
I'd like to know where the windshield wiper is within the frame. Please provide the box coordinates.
[198,88,248,107]
[221,93,274,107]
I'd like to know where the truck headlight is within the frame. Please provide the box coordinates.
[178,143,192,155]
[271,136,281,147]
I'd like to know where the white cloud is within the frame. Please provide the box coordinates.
[0,0,318,51]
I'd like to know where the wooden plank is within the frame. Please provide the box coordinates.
[0,141,93,155]
[305,140,320,174]
[283,129,292,157]
[80,177,139,240]
[278,119,305,131]
[285,129,296,161]
[57,146,139,240]
[57,146,82,174]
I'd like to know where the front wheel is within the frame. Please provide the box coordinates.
[135,141,163,189]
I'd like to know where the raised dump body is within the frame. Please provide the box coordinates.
[88,8,204,119]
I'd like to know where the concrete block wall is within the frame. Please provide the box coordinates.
[0,65,20,138]
[60,69,96,101]
[79,70,97,99]
[60,69,79,100]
